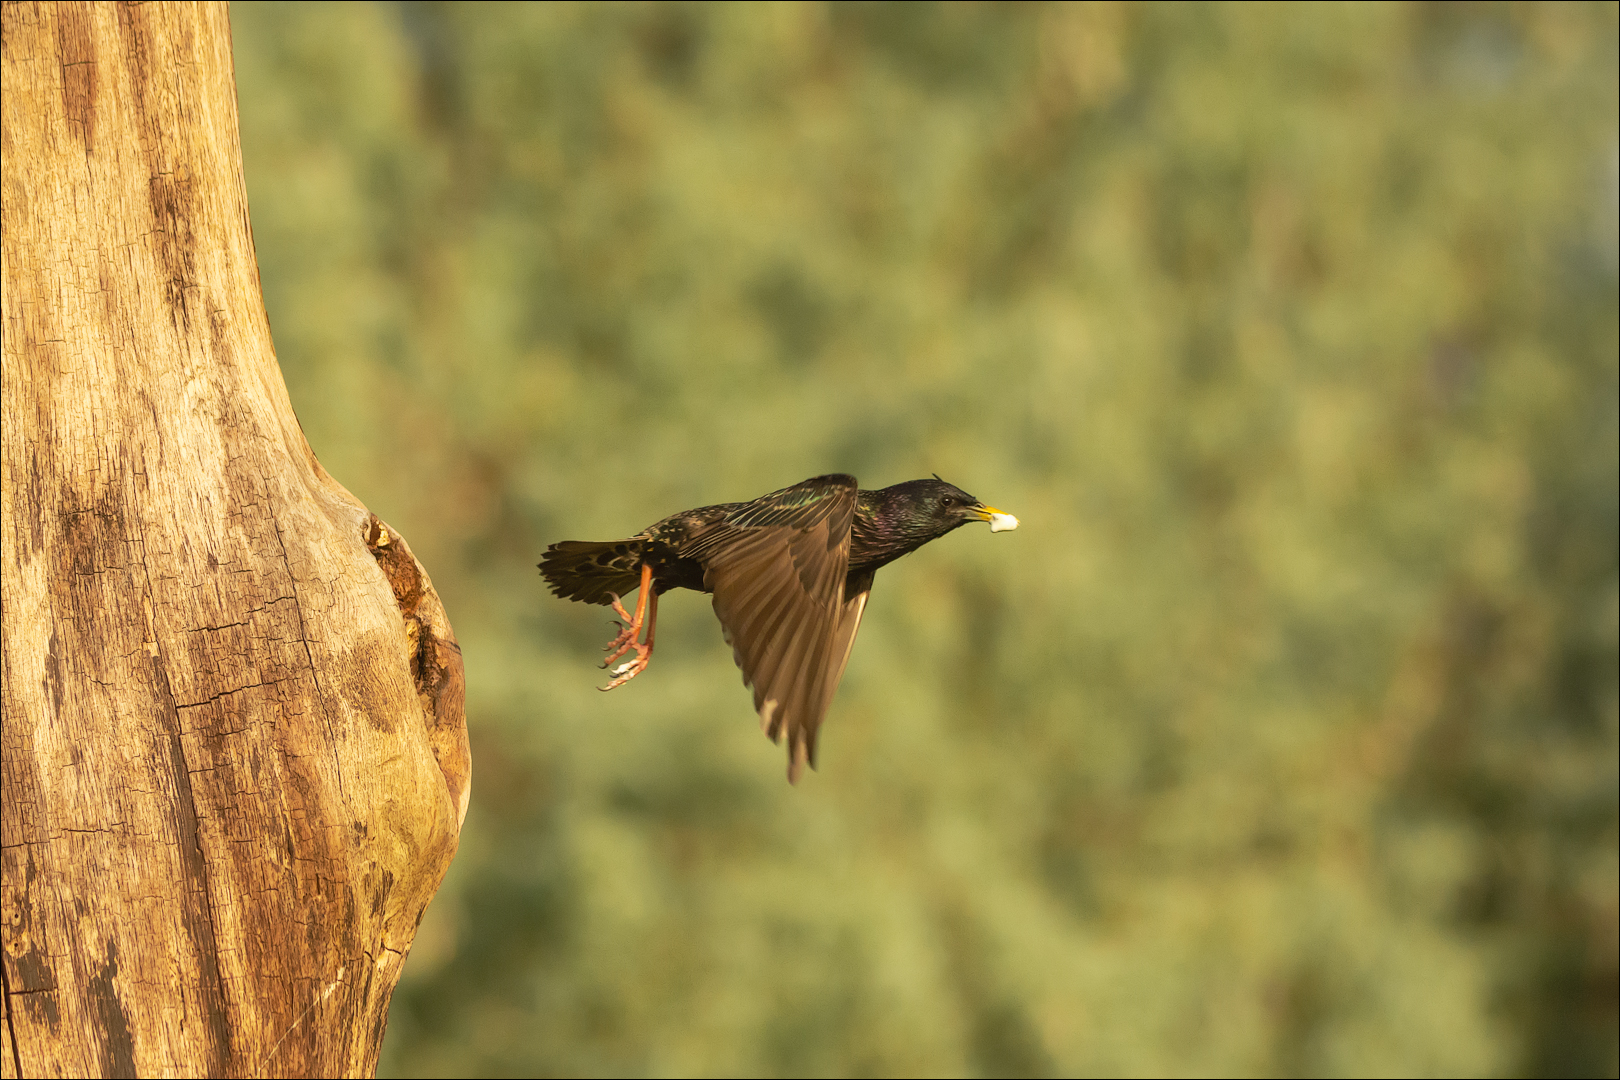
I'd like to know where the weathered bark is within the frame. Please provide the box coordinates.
[0,3,469,1076]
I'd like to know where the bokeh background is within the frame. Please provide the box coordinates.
[229,3,1617,1076]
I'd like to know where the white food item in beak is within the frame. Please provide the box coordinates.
[988,512,1019,533]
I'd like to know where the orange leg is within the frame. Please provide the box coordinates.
[600,564,658,691]
[602,563,652,662]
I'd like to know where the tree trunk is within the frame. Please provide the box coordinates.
[0,3,469,1076]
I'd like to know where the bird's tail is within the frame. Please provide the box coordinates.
[538,540,645,606]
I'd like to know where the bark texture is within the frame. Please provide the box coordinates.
[0,3,469,1076]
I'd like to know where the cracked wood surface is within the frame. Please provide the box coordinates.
[0,4,469,1076]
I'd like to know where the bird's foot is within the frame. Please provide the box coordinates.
[601,593,642,665]
[598,578,657,691]
[599,641,652,690]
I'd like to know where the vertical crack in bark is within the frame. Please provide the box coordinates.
[132,523,232,1074]
[54,0,98,157]
[269,516,345,797]
[1,951,23,1079]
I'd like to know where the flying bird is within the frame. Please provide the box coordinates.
[538,474,1018,782]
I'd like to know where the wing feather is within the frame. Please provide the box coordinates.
[690,475,859,781]
[807,574,871,769]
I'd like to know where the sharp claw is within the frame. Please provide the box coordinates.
[598,644,651,691]
[602,630,639,667]
[594,569,656,691]
[600,610,642,666]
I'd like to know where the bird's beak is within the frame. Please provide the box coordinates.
[970,503,1019,533]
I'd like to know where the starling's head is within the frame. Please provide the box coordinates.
[881,477,1019,538]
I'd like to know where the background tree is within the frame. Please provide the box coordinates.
[1,4,467,1076]
[224,3,1615,1077]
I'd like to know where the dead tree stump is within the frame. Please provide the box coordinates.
[1,3,469,1075]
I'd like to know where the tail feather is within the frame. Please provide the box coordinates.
[538,540,644,605]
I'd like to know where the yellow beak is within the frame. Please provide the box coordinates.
[970,504,1019,533]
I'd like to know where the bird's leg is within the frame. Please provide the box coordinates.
[601,589,657,690]
[600,563,657,690]
[601,582,649,668]
[601,586,647,662]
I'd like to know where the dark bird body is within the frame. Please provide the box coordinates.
[539,474,1017,781]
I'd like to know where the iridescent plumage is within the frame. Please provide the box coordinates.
[539,474,1016,781]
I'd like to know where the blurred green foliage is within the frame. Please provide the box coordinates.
[231,3,1617,1076]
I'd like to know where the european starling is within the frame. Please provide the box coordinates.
[539,474,1018,781]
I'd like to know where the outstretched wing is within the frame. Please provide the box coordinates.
[796,571,871,776]
[681,475,860,782]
